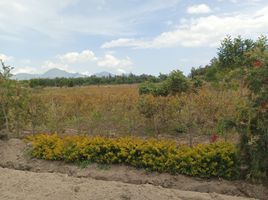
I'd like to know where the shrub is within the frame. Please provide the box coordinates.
[138,70,189,96]
[166,70,189,95]
[139,81,169,96]
[27,134,239,179]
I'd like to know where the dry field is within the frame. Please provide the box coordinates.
[26,84,242,145]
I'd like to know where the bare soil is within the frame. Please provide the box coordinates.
[0,167,256,200]
[0,138,267,200]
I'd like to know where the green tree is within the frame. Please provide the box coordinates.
[218,35,254,69]
[235,36,268,180]
[166,70,189,95]
[0,60,14,132]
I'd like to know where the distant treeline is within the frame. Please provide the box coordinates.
[22,73,168,88]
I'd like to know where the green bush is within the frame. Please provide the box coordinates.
[139,70,189,96]
[139,81,169,96]
[27,134,239,179]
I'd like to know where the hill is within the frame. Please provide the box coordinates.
[12,68,115,80]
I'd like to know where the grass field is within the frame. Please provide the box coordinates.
[22,84,243,146]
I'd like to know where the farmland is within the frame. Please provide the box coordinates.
[6,83,244,145]
[0,36,267,199]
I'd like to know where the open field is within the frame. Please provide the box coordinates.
[1,1,268,199]
[1,35,267,199]
[19,84,242,146]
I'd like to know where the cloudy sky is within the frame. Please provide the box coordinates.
[0,0,267,75]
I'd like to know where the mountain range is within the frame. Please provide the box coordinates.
[12,68,115,80]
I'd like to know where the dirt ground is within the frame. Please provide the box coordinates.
[0,138,267,200]
[0,167,255,200]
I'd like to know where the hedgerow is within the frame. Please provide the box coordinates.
[27,134,239,179]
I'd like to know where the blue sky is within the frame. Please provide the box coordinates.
[0,0,267,76]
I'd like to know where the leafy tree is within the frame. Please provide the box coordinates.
[0,60,31,134]
[0,60,14,132]
[0,60,13,79]
[218,35,254,69]
[139,70,189,96]
[139,81,169,96]
[237,39,268,180]
[166,70,189,95]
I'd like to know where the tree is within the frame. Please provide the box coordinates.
[237,40,268,180]
[0,60,13,80]
[218,35,255,69]
[0,60,14,132]
[139,70,189,96]
[0,60,31,135]
[166,70,189,95]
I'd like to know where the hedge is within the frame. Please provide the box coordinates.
[27,134,239,179]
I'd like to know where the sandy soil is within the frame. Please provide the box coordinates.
[0,167,256,200]
[0,138,267,200]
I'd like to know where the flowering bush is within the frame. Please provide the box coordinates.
[27,134,239,179]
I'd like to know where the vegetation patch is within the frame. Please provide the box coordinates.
[27,134,238,179]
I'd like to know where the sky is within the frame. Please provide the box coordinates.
[0,0,268,76]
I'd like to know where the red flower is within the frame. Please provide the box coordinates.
[210,134,218,143]
[253,60,262,68]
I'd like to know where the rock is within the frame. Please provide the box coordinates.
[73,186,80,193]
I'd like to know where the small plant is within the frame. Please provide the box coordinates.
[97,163,111,170]
[76,160,92,169]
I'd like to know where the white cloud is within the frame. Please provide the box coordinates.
[0,53,37,74]
[0,53,13,62]
[98,54,132,68]
[187,4,212,14]
[0,0,181,43]
[0,0,130,42]
[101,38,148,49]
[42,61,68,71]
[41,50,97,72]
[42,50,133,74]
[102,5,268,49]
[13,66,38,74]
[58,50,97,63]
[97,54,133,74]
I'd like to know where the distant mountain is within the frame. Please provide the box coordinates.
[12,68,84,80]
[12,68,115,80]
[93,71,115,77]
[41,68,84,79]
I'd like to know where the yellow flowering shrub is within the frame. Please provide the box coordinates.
[27,134,238,179]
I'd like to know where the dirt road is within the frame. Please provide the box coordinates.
[0,167,255,200]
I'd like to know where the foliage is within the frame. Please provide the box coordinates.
[0,60,30,134]
[236,37,268,180]
[25,73,164,88]
[166,70,189,95]
[218,35,255,69]
[27,134,239,179]
[0,60,13,80]
[190,36,267,86]
[139,70,189,96]
[2,35,267,182]
[139,81,169,96]
[1,79,242,140]
[189,35,268,180]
